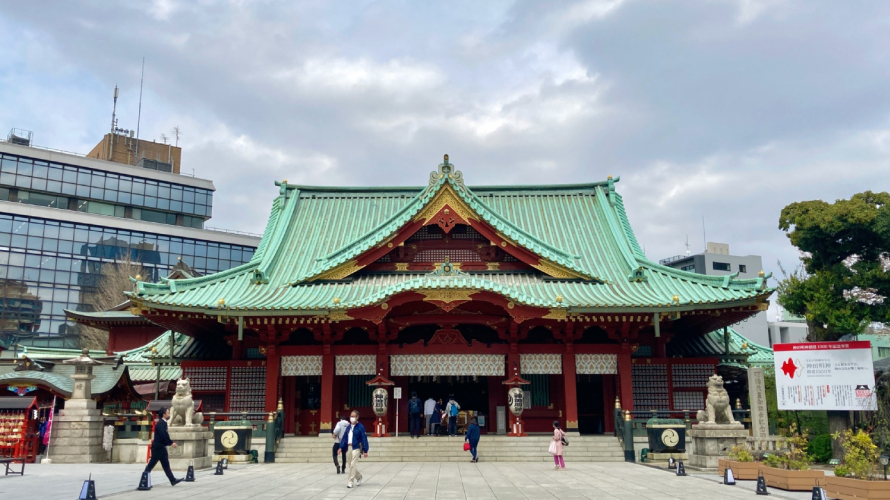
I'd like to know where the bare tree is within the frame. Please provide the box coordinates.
[79,258,146,350]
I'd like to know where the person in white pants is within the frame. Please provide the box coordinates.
[423,397,436,436]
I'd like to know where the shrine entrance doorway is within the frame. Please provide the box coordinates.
[284,375,321,435]
[405,376,490,435]
[576,374,606,435]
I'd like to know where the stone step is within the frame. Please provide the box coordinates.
[274,435,625,463]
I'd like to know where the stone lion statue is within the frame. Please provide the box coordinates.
[169,378,204,427]
[695,374,737,426]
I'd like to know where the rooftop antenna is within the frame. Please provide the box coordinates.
[109,85,119,161]
[685,235,690,256]
[134,57,145,165]
[702,216,706,252]
[172,126,181,147]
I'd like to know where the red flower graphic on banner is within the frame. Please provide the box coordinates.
[781,358,799,378]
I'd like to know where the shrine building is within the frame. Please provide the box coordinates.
[106,156,771,436]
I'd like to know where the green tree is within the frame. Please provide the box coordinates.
[777,191,890,458]
[777,190,890,340]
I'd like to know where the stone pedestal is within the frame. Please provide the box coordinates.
[647,451,689,466]
[167,426,212,470]
[46,399,106,463]
[688,424,747,469]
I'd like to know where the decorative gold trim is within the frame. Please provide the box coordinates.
[313,260,362,281]
[486,262,500,271]
[419,288,479,304]
[506,301,515,309]
[543,308,568,321]
[566,420,578,428]
[414,184,477,223]
[755,302,769,311]
[328,310,353,322]
[319,421,332,430]
[532,261,587,280]
[395,263,409,271]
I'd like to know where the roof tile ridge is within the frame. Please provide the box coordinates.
[636,257,770,291]
[133,261,259,296]
[256,185,304,277]
[592,185,639,275]
[310,183,433,266]
[250,192,285,263]
[461,183,580,265]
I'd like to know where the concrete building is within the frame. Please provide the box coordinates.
[86,133,182,174]
[660,242,770,346]
[766,309,809,346]
[0,129,260,348]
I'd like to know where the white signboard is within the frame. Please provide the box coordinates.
[774,341,877,411]
[393,387,402,400]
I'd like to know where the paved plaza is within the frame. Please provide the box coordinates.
[0,461,823,500]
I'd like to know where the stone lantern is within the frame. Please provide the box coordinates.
[63,348,104,400]
[46,349,106,463]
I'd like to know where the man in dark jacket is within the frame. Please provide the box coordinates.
[339,409,369,488]
[144,407,183,486]
[465,417,481,463]
[408,391,422,438]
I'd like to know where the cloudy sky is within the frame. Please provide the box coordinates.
[2,1,889,320]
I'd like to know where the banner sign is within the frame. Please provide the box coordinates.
[774,341,877,411]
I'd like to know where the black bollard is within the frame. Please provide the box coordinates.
[78,474,98,500]
[676,461,687,476]
[756,473,769,495]
[137,471,152,491]
[723,467,736,485]
[185,465,195,482]
[811,485,827,500]
[215,460,224,475]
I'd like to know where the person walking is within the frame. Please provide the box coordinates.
[549,420,567,470]
[408,392,423,438]
[445,395,460,437]
[37,416,47,454]
[423,396,436,436]
[430,398,443,436]
[465,417,481,463]
[339,409,369,488]
[332,414,349,474]
[144,408,184,486]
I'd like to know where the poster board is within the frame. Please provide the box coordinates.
[774,341,877,411]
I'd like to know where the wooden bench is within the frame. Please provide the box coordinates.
[0,457,25,476]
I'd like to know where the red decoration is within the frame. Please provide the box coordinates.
[781,358,798,378]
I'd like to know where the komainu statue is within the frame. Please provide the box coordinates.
[695,374,738,426]
[169,378,204,426]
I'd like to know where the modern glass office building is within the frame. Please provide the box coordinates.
[0,138,260,347]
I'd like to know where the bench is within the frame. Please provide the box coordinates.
[0,457,25,476]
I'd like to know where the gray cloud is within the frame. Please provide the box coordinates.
[1,0,889,321]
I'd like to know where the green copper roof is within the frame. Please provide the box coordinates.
[0,364,131,397]
[130,161,773,313]
[669,327,774,368]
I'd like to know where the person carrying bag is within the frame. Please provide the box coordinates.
[548,420,567,470]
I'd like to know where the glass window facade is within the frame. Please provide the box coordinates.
[0,152,213,219]
[0,213,255,343]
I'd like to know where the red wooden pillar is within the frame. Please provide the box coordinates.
[563,342,579,434]
[264,344,281,412]
[319,343,334,436]
[617,342,634,411]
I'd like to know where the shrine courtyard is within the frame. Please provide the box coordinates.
[0,462,818,499]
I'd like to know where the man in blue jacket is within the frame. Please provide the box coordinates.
[339,409,369,488]
[144,407,184,486]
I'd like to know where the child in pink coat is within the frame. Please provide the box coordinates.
[550,420,566,470]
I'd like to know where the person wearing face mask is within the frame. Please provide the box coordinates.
[338,409,369,488]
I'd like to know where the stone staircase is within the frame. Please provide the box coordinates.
[275,435,624,463]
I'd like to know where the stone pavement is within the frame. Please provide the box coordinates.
[0,461,820,499]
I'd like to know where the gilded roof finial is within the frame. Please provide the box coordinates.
[671,294,680,304]
[607,175,613,180]
[333,297,340,305]
[758,270,765,277]
[218,298,225,307]
[443,154,449,164]
[135,274,142,281]
[556,294,563,303]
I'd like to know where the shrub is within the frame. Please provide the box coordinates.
[728,444,754,462]
[833,429,879,480]
[834,465,850,478]
[807,434,833,463]
[764,453,784,469]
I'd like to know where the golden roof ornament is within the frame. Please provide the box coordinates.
[333,297,340,305]
[556,295,563,303]
[671,295,680,304]
[758,270,765,277]
[607,175,613,179]
[218,298,226,307]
